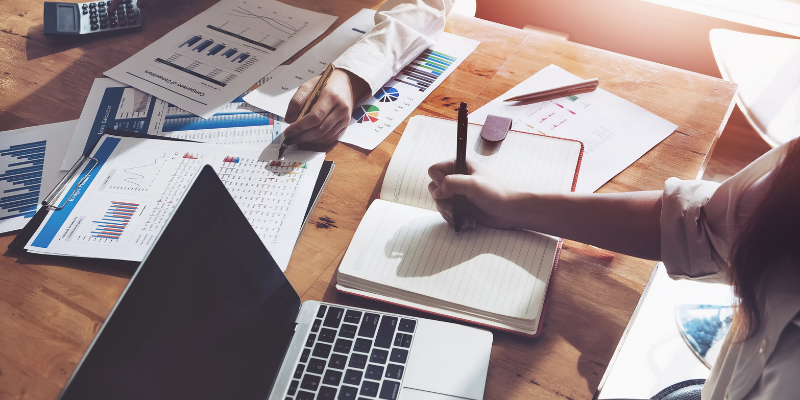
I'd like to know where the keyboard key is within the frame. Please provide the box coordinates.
[389,349,408,364]
[301,348,311,363]
[398,319,416,333]
[334,338,353,354]
[324,307,344,328]
[344,310,362,324]
[312,319,322,332]
[354,338,372,353]
[319,328,337,343]
[328,354,347,370]
[294,363,305,379]
[393,333,402,347]
[306,334,317,347]
[297,391,315,400]
[339,323,357,338]
[323,369,343,386]
[360,380,379,397]
[343,369,363,386]
[338,385,359,400]
[385,364,404,380]
[301,374,321,391]
[358,313,380,338]
[317,305,327,318]
[379,380,401,400]
[318,386,337,400]
[308,358,326,374]
[364,364,384,380]
[313,343,332,359]
[374,317,397,349]
[349,353,367,369]
[402,335,412,348]
[289,380,300,395]
[370,349,388,364]
[394,333,411,348]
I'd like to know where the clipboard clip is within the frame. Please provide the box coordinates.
[41,155,98,211]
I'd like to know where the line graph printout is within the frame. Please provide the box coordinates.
[0,121,73,234]
[63,78,283,169]
[106,0,336,118]
[243,9,377,117]
[470,65,678,193]
[28,136,324,270]
[338,33,480,151]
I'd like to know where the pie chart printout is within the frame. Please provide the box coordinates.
[352,105,380,123]
[374,87,400,102]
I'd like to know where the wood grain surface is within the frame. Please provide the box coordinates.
[0,1,736,399]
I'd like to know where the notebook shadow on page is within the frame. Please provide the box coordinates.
[384,217,528,278]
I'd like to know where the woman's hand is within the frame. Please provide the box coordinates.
[282,69,370,149]
[427,159,522,230]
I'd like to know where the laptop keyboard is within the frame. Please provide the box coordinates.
[285,304,417,400]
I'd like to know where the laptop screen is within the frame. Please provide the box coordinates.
[59,166,302,400]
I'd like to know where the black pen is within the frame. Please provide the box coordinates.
[453,102,468,232]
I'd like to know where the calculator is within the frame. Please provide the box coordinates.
[44,0,142,36]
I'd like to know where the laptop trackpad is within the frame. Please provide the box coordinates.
[400,388,471,400]
[403,319,492,400]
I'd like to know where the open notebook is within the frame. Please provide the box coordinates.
[336,116,584,336]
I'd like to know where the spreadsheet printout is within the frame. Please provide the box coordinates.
[28,135,324,270]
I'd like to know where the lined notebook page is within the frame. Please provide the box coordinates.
[338,200,559,320]
[381,115,582,211]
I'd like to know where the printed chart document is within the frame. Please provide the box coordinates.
[105,0,336,118]
[337,116,584,336]
[27,135,324,270]
[0,121,73,233]
[62,78,283,169]
[470,65,678,193]
[243,9,377,117]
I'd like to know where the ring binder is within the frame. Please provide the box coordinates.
[41,155,98,210]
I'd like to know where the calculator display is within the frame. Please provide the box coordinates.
[57,4,78,33]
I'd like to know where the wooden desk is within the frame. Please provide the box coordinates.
[0,1,736,399]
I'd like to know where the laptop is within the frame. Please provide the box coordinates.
[57,165,493,400]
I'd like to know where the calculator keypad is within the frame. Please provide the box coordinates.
[80,0,141,33]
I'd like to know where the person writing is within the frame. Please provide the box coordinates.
[427,137,800,400]
[282,0,454,148]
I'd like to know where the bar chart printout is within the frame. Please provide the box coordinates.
[91,202,139,240]
[394,49,455,91]
[0,140,46,221]
[105,0,337,118]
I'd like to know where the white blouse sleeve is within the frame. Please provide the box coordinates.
[332,0,454,97]
[660,142,790,283]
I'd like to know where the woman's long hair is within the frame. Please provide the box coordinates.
[730,137,800,339]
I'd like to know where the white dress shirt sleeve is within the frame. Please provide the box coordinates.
[659,142,790,283]
[332,0,455,98]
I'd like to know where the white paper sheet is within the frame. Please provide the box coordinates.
[470,65,678,193]
[105,0,336,118]
[0,121,74,233]
[29,136,324,270]
[62,78,283,170]
[243,9,377,117]
[340,33,479,150]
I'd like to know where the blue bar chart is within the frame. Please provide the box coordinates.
[0,140,46,221]
[90,201,139,240]
[393,49,455,92]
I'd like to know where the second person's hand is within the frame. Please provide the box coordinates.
[427,159,523,230]
[282,69,370,149]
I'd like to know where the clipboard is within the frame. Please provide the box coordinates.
[9,129,335,253]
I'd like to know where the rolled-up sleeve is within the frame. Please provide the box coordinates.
[660,143,788,283]
[333,0,454,97]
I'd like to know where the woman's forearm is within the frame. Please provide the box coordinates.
[509,190,663,260]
